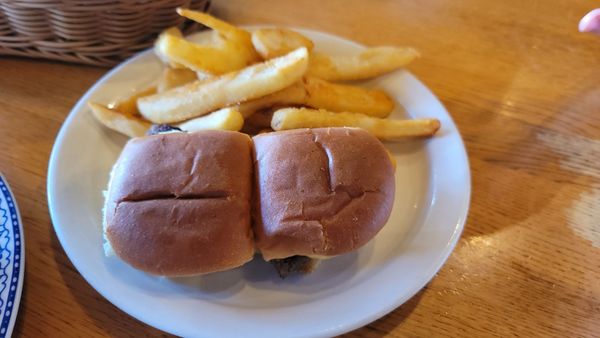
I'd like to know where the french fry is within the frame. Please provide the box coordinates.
[176,8,259,64]
[251,28,314,59]
[177,8,250,42]
[157,67,198,92]
[236,81,305,118]
[154,27,184,67]
[178,107,244,132]
[307,47,420,81]
[252,28,419,81]
[154,10,259,75]
[236,76,393,118]
[251,27,418,80]
[303,76,393,118]
[155,33,251,74]
[109,87,157,117]
[271,108,440,140]
[138,47,309,124]
[88,102,151,138]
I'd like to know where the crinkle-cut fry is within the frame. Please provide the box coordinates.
[303,76,393,118]
[178,107,244,132]
[157,67,199,92]
[271,108,440,140]
[88,102,151,138]
[307,47,420,81]
[109,87,157,117]
[137,47,309,124]
[251,28,314,59]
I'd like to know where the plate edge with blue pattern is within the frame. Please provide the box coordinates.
[0,175,25,337]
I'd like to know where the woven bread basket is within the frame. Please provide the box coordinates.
[0,0,210,67]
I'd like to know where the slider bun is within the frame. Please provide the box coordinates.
[252,127,395,261]
[103,130,254,276]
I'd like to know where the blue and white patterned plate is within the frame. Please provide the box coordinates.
[0,175,24,338]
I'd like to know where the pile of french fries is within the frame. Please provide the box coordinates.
[89,8,440,140]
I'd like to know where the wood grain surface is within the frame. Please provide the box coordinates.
[1,0,599,336]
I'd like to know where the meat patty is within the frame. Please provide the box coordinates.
[270,255,318,278]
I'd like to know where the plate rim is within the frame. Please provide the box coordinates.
[47,27,471,337]
[0,174,26,338]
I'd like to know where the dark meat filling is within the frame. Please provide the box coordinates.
[270,255,317,278]
[146,124,183,136]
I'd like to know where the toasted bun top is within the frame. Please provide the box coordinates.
[104,130,254,276]
[252,127,395,260]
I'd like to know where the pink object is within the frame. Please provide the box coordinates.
[579,9,600,34]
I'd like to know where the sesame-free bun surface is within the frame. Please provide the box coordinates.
[104,130,254,276]
[252,127,395,261]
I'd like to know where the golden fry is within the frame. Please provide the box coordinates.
[177,8,259,63]
[177,8,250,42]
[236,76,392,118]
[157,67,199,92]
[271,108,440,140]
[154,27,184,67]
[178,107,244,132]
[251,28,314,59]
[303,76,393,118]
[155,34,250,74]
[88,102,151,138]
[236,82,305,118]
[250,27,418,80]
[109,87,157,117]
[307,47,420,81]
[138,47,309,123]
[154,10,259,74]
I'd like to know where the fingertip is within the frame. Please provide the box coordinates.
[579,8,600,33]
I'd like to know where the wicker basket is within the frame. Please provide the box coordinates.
[0,0,210,67]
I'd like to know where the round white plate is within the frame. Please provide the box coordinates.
[0,175,25,338]
[47,28,470,338]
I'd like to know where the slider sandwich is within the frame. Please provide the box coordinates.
[252,128,395,277]
[103,127,394,277]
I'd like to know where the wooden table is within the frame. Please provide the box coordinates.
[1,0,599,336]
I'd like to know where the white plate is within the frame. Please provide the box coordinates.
[47,28,470,338]
[0,175,25,338]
